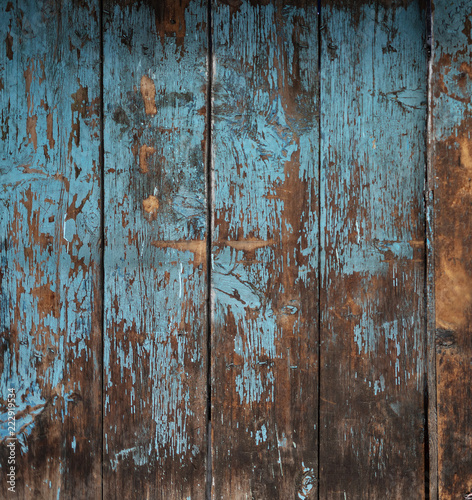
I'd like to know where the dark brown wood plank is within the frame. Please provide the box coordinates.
[431,1,472,497]
[0,0,102,498]
[319,1,428,497]
[102,1,209,498]
[210,1,319,497]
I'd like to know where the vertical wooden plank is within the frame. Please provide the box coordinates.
[102,1,208,498]
[0,0,102,498]
[431,1,472,497]
[211,2,319,497]
[319,1,427,497]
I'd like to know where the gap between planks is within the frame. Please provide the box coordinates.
[99,1,105,499]
[205,0,214,498]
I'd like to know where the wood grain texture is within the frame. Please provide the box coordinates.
[319,2,427,498]
[102,1,208,498]
[210,1,319,498]
[431,1,472,497]
[0,0,102,498]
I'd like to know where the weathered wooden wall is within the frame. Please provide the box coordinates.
[1,0,471,499]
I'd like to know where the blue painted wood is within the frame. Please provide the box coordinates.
[0,0,101,498]
[102,1,208,498]
[0,2,447,497]
[431,2,472,497]
[211,1,319,497]
[319,2,427,497]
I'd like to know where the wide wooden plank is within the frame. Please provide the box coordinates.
[319,2,427,497]
[0,0,102,498]
[102,1,208,498]
[211,1,319,497]
[431,1,472,497]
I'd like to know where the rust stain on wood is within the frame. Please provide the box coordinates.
[222,238,274,252]
[142,194,160,216]
[46,112,55,149]
[149,0,191,48]
[31,283,59,319]
[26,115,38,150]
[139,144,156,173]
[150,239,206,266]
[140,75,157,115]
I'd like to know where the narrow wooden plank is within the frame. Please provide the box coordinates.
[425,8,438,495]
[319,2,427,497]
[431,2,472,497]
[211,1,319,497]
[0,0,102,498]
[102,1,208,498]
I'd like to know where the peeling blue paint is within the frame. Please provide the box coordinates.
[432,6,472,140]
[0,0,101,465]
[103,0,208,482]
[213,1,318,407]
[255,424,268,446]
[319,3,427,494]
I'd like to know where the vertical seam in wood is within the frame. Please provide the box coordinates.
[317,0,322,497]
[425,0,438,498]
[99,0,105,498]
[423,3,430,495]
[205,0,213,498]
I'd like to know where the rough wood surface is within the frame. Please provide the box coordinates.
[5,1,472,497]
[210,1,319,497]
[319,2,427,497]
[102,1,208,498]
[0,0,102,498]
[431,1,472,498]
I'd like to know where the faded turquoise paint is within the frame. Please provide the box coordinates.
[0,0,101,498]
[212,1,319,497]
[432,2,472,141]
[213,0,318,405]
[320,2,426,497]
[321,3,426,365]
[103,1,207,498]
